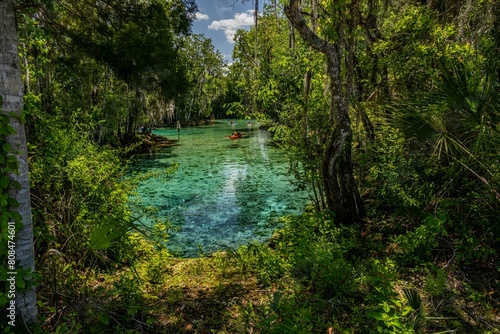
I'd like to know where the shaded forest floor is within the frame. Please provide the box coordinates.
[36,218,499,334]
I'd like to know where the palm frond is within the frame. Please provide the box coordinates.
[403,288,422,312]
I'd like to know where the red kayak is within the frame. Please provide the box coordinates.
[229,133,243,140]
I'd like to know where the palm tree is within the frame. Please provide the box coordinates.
[388,58,500,201]
[0,0,37,325]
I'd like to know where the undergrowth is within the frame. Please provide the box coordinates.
[17,109,500,333]
[31,209,499,333]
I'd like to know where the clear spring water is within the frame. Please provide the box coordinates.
[128,119,310,257]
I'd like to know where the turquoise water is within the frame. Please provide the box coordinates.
[128,119,309,257]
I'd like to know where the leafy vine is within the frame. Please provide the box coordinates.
[0,95,23,309]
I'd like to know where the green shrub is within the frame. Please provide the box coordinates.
[423,266,447,297]
[33,125,132,257]
[392,214,448,266]
[356,125,434,218]
[368,298,417,334]
[293,241,357,299]
[228,242,290,286]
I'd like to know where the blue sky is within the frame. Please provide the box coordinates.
[191,1,261,63]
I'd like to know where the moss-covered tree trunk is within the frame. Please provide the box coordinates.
[284,0,365,223]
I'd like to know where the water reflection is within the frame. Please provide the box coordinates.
[129,120,309,257]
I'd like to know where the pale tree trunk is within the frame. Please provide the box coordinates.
[254,0,258,62]
[364,0,389,98]
[252,0,259,114]
[271,0,279,26]
[302,0,317,141]
[311,0,318,31]
[0,0,38,325]
[289,21,295,49]
[284,0,365,223]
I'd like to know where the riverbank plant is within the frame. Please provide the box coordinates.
[23,110,498,333]
[31,205,498,333]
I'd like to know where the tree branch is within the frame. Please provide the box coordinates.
[283,0,335,58]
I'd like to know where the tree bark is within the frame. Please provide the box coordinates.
[0,0,37,325]
[284,0,365,223]
[254,0,258,61]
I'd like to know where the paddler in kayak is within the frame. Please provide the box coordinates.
[230,130,243,139]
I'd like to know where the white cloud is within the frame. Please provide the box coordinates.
[208,10,255,43]
[195,12,209,20]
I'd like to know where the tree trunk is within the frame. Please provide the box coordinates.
[289,21,296,49]
[311,0,318,31]
[254,0,259,62]
[363,0,389,98]
[124,88,141,143]
[284,0,365,223]
[0,0,37,325]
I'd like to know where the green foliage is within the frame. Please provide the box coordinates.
[29,119,134,269]
[243,291,315,334]
[175,34,227,123]
[357,125,434,216]
[386,54,500,263]
[370,287,461,334]
[54,0,195,89]
[229,212,361,331]
[226,202,497,333]
[423,267,447,297]
[369,296,418,334]
[223,101,247,118]
[375,4,445,93]
[227,242,290,286]
[39,233,164,333]
[392,215,448,266]
[231,11,307,122]
[300,242,357,299]
[18,0,199,144]
[388,57,500,164]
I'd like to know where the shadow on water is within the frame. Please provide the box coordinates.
[128,119,310,257]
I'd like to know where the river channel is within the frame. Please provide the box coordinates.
[128,119,309,257]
